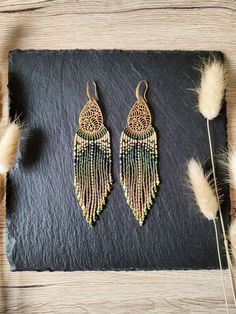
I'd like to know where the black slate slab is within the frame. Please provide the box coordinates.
[7,50,230,271]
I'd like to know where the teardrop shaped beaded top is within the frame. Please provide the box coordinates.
[127,97,152,135]
[78,81,104,136]
[126,80,152,135]
[79,97,104,135]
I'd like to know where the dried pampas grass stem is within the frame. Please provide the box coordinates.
[207,119,225,235]
[207,119,236,307]
[0,122,21,173]
[196,57,236,307]
[212,218,229,313]
[187,158,229,313]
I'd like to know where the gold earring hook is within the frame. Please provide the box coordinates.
[135,80,148,101]
[86,81,98,100]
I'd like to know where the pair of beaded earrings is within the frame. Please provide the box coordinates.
[74,80,160,226]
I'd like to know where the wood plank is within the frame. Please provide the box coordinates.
[1,270,236,313]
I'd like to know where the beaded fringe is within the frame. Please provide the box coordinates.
[120,127,160,225]
[74,127,112,225]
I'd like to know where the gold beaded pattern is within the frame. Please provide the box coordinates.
[127,97,151,134]
[120,81,160,225]
[79,98,103,135]
[74,82,112,225]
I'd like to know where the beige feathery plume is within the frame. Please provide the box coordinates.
[197,58,227,120]
[187,158,218,219]
[0,122,21,173]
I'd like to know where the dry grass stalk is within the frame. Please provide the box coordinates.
[195,57,235,307]
[187,158,229,313]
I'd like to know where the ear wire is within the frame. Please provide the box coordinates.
[86,81,98,100]
[135,80,148,101]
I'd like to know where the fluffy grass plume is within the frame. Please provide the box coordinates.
[197,58,226,120]
[0,121,21,173]
[187,158,218,220]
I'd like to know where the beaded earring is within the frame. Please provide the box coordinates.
[74,81,112,225]
[120,80,160,225]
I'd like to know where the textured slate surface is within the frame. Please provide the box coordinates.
[7,50,230,271]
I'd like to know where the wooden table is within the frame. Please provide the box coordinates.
[0,1,236,313]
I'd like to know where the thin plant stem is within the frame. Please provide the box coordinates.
[213,218,230,313]
[207,118,236,306]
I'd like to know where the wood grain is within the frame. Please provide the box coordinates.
[0,0,236,312]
